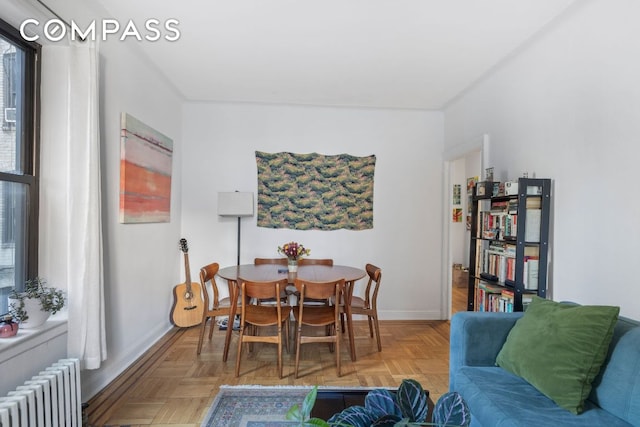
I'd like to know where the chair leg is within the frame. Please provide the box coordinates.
[295,323,302,379]
[197,316,208,355]
[235,324,245,377]
[277,326,283,379]
[284,319,290,353]
[368,315,374,338]
[336,329,341,377]
[328,324,335,352]
[209,316,216,339]
[373,314,382,352]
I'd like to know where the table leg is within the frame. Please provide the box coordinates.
[223,280,238,362]
[345,280,356,362]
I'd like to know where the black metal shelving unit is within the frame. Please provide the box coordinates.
[467,178,551,312]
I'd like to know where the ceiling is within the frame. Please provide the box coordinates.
[90,0,578,110]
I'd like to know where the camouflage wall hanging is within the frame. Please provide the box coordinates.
[256,151,376,230]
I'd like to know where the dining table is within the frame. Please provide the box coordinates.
[217,263,367,363]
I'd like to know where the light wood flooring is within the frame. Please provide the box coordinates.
[85,286,468,426]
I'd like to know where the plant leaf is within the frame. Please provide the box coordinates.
[397,379,428,422]
[327,405,376,427]
[433,391,470,427]
[302,386,319,418]
[286,403,303,422]
[305,418,330,426]
[371,414,402,427]
[364,389,401,420]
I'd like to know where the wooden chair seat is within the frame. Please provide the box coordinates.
[244,304,292,326]
[292,305,335,325]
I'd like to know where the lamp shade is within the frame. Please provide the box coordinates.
[218,192,254,217]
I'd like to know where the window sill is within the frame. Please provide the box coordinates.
[0,311,68,364]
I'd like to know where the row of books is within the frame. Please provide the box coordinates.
[476,282,514,312]
[476,282,534,312]
[479,211,518,240]
[479,243,516,283]
[477,243,540,289]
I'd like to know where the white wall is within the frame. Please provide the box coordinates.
[79,39,184,399]
[444,0,640,319]
[9,0,186,399]
[181,103,444,320]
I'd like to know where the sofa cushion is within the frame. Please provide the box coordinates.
[589,318,640,425]
[455,366,632,427]
[495,297,619,414]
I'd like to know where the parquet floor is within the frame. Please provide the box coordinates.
[85,286,468,426]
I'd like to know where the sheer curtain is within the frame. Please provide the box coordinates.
[40,40,107,369]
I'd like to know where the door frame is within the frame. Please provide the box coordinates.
[441,134,490,319]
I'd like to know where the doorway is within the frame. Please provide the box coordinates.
[442,135,489,319]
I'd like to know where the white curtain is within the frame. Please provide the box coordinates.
[40,41,107,369]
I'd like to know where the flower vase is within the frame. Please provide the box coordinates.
[288,259,298,273]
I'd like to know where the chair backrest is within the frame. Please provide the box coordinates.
[298,258,334,266]
[254,257,288,265]
[364,263,382,306]
[294,277,344,302]
[239,277,288,303]
[199,262,220,309]
[239,278,288,324]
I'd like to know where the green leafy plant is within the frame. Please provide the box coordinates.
[286,379,470,427]
[8,277,65,322]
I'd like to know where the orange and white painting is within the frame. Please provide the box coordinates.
[119,113,173,223]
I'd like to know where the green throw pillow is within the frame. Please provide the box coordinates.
[495,296,619,414]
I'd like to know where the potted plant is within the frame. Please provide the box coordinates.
[286,378,470,427]
[8,277,65,329]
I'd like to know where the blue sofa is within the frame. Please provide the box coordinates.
[449,311,640,426]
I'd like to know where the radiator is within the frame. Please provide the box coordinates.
[0,358,81,427]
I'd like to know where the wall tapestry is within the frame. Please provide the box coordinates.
[119,113,173,223]
[256,151,376,230]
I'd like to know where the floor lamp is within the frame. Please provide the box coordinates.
[218,192,254,265]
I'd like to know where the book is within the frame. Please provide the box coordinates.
[500,289,515,312]
[477,281,502,312]
[525,209,541,242]
[524,258,539,290]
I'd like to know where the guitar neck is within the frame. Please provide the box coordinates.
[184,252,192,292]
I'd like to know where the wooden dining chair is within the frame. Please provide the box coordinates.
[253,258,289,304]
[197,263,239,355]
[235,278,291,378]
[292,277,344,378]
[289,258,334,304]
[254,257,288,265]
[340,263,383,352]
[297,258,334,266]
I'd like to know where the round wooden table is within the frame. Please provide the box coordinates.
[217,264,366,362]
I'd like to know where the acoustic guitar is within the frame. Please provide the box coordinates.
[170,238,204,328]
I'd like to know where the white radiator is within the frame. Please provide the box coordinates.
[0,358,81,427]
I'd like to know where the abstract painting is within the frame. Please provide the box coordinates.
[256,151,376,230]
[119,113,173,223]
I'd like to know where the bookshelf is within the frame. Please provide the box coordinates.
[467,177,551,312]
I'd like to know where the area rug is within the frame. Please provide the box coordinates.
[200,385,311,427]
[200,385,379,427]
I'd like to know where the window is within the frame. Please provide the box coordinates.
[0,18,40,315]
